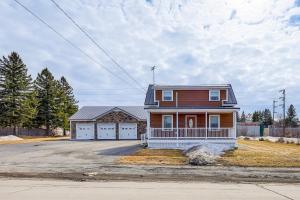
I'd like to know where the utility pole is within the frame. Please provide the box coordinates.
[151,66,156,85]
[272,100,277,126]
[279,89,286,136]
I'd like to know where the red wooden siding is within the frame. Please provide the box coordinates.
[155,90,227,107]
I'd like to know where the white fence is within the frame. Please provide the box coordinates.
[237,125,260,137]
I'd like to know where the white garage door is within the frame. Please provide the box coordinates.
[76,123,94,140]
[119,123,137,140]
[97,123,116,139]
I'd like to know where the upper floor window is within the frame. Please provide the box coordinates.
[209,90,220,101]
[162,90,173,101]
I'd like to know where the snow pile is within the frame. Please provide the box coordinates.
[184,144,229,166]
[239,136,300,144]
[0,135,23,141]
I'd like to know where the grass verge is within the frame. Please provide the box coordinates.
[219,139,300,167]
[118,149,187,165]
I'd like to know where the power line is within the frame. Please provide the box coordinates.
[13,0,145,94]
[49,0,146,92]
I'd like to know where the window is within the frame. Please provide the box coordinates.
[209,90,220,101]
[210,115,220,128]
[163,115,173,129]
[162,90,173,101]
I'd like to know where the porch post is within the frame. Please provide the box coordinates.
[176,111,179,140]
[147,111,150,139]
[205,112,208,139]
[233,111,237,138]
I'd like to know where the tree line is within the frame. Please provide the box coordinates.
[0,52,78,135]
[237,105,298,128]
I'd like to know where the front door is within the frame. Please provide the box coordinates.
[186,115,197,128]
[185,115,197,137]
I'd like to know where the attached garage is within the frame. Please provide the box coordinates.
[119,123,137,139]
[70,106,146,140]
[75,123,94,140]
[97,123,116,139]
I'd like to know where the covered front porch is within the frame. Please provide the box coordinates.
[145,109,238,149]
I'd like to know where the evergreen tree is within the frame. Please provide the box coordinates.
[262,109,273,127]
[252,111,259,122]
[0,52,34,134]
[240,111,246,122]
[286,104,298,127]
[57,76,78,135]
[34,68,61,135]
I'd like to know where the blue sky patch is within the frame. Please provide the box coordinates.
[289,15,300,26]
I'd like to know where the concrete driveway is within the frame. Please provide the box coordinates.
[0,140,141,173]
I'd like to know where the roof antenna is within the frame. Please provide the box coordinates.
[151,66,156,85]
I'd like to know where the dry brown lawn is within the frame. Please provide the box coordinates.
[118,149,187,165]
[0,136,69,145]
[219,139,300,167]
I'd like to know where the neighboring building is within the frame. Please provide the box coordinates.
[144,84,239,149]
[69,106,146,140]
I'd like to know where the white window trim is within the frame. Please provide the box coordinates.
[209,115,220,129]
[209,90,220,101]
[162,90,173,101]
[162,115,173,130]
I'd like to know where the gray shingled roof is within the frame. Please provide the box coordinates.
[144,84,157,105]
[144,84,238,106]
[224,84,238,105]
[69,106,146,120]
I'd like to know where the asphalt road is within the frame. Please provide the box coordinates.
[0,179,299,200]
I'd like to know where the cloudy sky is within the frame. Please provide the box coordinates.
[0,0,300,116]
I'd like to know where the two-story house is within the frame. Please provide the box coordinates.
[144,84,239,149]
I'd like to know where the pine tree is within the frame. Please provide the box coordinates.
[57,76,78,135]
[252,111,259,122]
[262,109,273,127]
[34,68,61,135]
[286,104,298,127]
[240,111,246,122]
[0,52,34,134]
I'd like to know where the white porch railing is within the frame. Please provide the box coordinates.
[149,128,235,139]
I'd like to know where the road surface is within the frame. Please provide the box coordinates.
[0,179,299,200]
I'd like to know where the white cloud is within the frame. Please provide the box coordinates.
[0,0,300,116]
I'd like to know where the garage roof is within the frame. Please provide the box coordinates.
[69,106,146,121]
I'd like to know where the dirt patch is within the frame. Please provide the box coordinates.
[118,149,187,165]
[219,139,300,167]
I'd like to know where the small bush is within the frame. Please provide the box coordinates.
[244,137,250,140]
[259,137,264,141]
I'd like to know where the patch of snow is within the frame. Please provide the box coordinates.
[238,136,300,144]
[0,135,23,141]
[184,144,232,166]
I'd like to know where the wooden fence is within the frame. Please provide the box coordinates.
[268,127,300,138]
[237,125,260,137]
[0,127,66,136]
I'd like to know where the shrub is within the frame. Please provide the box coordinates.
[244,137,250,140]
[259,137,264,141]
